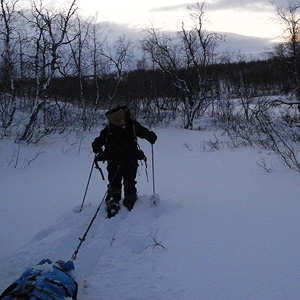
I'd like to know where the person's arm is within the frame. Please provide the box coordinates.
[135,121,157,144]
[92,126,108,153]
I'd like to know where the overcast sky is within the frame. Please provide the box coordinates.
[73,0,290,56]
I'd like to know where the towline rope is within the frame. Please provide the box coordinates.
[71,165,121,261]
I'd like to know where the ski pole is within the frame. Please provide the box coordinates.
[151,144,156,195]
[79,158,95,212]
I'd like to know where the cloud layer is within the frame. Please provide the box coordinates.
[220,32,274,56]
[150,0,289,14]
[209,0,272,12]
[104,22,274,58]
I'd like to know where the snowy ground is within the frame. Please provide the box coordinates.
[1,127,300,300]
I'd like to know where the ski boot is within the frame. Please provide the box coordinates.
[105,187,121,218]
[123,193,137,211]
[106,199,120,218]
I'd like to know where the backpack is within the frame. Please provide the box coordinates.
[105,105,132,126]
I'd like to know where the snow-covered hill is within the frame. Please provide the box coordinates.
[1,128,300,299]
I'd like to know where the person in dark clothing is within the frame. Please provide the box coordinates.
[92,106,157,218]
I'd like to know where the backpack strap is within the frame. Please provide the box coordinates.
[94,158,105,180]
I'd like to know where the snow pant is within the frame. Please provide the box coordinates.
[106,159,138,210]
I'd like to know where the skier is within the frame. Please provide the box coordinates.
[92,105,157,218]
[0,259,78,300]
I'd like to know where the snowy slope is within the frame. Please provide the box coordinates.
[1,128,300,300]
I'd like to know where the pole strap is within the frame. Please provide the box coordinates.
[94,159,105,181]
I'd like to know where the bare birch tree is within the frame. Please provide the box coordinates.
[0,0,19,135]
[101,35,133,108]
[141,2,223,129]
[19,0,77,142]
[271,0,300,108]
[67,12,90,103]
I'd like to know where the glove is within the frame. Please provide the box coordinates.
[92,140,101,153]
[148,131,157,144]
[95,149,107,162]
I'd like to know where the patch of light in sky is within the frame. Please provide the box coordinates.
[208,10,282,39]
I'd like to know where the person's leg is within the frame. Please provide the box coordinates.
[123,161,138,211]
[106,161,122,218]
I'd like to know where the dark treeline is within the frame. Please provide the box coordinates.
[24,58,288,103]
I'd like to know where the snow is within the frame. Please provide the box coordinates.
[32,261,54,274]
[1,127,300,299]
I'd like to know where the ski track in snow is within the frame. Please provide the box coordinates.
[1,128,300,299]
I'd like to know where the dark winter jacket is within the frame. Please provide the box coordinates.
[0,259,77,300]
[92,117,157,161]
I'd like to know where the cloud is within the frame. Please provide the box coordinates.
[150,0,277,14]
[150,3,192,13]
[209,0,273,13]
[219,32,275,57]
[103,21,275,59]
